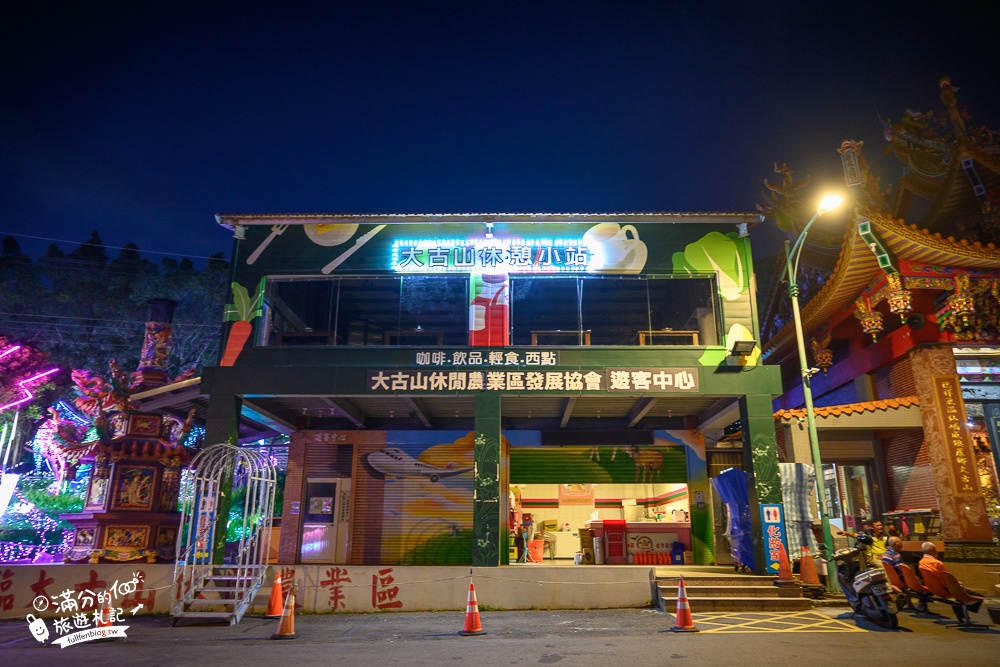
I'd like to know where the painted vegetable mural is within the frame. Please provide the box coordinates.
[671,231,749,302]
[672,232,759,366]
[221,278,265,366]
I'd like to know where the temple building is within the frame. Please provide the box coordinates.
[760,79,1000,562]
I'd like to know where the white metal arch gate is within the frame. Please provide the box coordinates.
[171,443,277,626]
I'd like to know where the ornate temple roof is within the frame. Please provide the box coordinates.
[763,210,1000,360]
[762,80,1000,362]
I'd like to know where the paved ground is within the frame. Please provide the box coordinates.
[2,604,999,666]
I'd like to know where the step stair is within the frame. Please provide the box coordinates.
[172,566,266,626]
[655,572,813,612]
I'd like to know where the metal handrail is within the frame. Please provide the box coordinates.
[172,444,277,624]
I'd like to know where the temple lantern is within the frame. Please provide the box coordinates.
[885,272,912,322]
[854,296,883,341]
[810,332,833,374]
[130,298,176,392]
[946,273,975,329]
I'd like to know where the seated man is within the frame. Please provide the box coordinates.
[883,536,926,612]
[838,519,888,567]
[918,541,985,623]
[918,541,983,596]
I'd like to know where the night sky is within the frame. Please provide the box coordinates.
[2,1,997,265]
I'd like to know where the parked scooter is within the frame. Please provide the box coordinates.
[818,532,899,629]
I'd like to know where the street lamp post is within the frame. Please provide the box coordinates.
[783,194,842,593]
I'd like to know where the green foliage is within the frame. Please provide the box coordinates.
[20,475,85,515]
[224,278,266,322]
[0,333,57,423]
[0,233,230,401]
[400,529,473,565]
[0,528,41,545]
[224,468,285,541]
[0,472,84,545]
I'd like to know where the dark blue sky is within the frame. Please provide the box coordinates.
[2,1,997,264]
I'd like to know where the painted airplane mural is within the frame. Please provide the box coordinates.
[366,448,474,483]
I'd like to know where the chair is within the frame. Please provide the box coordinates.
[899,563,946,604]
[918,566,949,596]
[883,563,924,612]
[941,571,990,629]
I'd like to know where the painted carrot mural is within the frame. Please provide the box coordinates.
[221,278,265,366]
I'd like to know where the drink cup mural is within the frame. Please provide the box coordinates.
[469,274,509,346]
[583,223,648,273]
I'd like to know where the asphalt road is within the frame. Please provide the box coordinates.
[2,605,999,666]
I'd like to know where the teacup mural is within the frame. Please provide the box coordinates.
[583,223,648,273]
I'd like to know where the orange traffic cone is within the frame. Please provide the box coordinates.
[775,542,795,585]
[264,570,284,619]
[671,576,699,632]
[93,595,116,642]
[459,577,486,636]
[799,547,821,586]
[96,598,113,629]
[270,585,297,640]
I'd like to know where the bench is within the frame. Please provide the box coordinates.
[883,563,933,612]
[920,566,990,629]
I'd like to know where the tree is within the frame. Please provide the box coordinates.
[0,237,43,314]
[34,232,148,373]
[0,232,229,395]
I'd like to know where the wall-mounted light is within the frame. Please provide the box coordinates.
[729,339,757,357]
[485,222,494,239]
[233,224,247,240]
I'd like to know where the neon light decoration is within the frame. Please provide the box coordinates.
[1,344,59,411]
[392,237,590,273]
[0,367,60,411]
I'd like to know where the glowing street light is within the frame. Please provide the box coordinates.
[782,193,844,593]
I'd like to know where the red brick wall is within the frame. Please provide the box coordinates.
[877,428,937,510]
[775,424,786,460]
[872,356,916,400]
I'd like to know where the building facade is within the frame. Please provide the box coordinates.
[202,213,783,570]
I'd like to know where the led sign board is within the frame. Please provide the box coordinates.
[392,238,590,273]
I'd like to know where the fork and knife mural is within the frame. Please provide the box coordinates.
[245,222,386,271]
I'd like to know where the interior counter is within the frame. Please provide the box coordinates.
[589,520,691,562]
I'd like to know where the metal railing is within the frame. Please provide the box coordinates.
[172,444,277,625]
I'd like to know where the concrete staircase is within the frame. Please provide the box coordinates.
[655,572,813,612]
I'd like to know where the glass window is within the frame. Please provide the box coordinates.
[509,277,583,345]
[265,275,470,346]
[511,275,718,346]
[264,273,718,347]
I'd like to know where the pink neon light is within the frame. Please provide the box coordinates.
[0,367,59,411]
[0,345,22,360]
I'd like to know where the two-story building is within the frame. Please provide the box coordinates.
[202,212,783,571]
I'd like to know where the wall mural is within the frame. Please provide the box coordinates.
[354,430,702,565]
[360,431,479,565]
[233,220,734,280]
[221,278,265,366]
